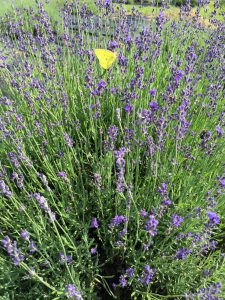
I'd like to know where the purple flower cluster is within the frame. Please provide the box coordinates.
[218,176,225,188]
[1,236,24,265]
[138,265,156,285]
[114,147,127,192]
[90,246,97,255]
[59,252,72,265]
[64,133,74,148]
[91,79,107,96]
[149,101,159,112]
[175,197,221,259]
[145,214,159,237]
[32,193,56,223]
[57,171,67,178]
[104,125,118,150]
[171,213,184,227]
[90,217,99,228]
[20,229,37,254]
[124,103,134,114]
[207,211,220,226]
[117,267,135,288]
[149,88,157,96]
[110,215,127,228]
[158,182,168,196]
[185,282,222,300]
[12,171,24,189]
[65,284,83,299]
[109,214,128,246]
[28,239,38,253]
[0,179,13,198]
[175,247,193,260]
[20,229,30,241]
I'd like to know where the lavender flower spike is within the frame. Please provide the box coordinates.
[65,284,83,299]
[1,236,24,265]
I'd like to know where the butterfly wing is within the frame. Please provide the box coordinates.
[105,50,117,69]
[94,49,117,69]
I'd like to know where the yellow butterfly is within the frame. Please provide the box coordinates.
[94,49,117,70]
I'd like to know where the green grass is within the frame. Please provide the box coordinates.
[0,0,98,21]
[0,0,62,21]
[122,4,179,17]
[122,1,225,21]
[1,0,224,23]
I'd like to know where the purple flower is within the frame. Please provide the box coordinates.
[8,152,20,168]
[12,172,24,189]
[124,103,134,113]
[97,79,107,91]
[20,229,30,241]
[33,193,48,210]
[114,147,127,192]
[143,265,155,285]
[207,211,220,225]
[108,40,119,50]
[90,217,99,228]
[1,236,24,265]
[65,284,83,299]
[57,171,67,177]
[216,125,224,137]
[149,88,157,96]
[104,0,111,7]
[59,252,72,265]
[209,240,218,250]
[126,267,134,278]
[149,101,159,111]
[156,11,166,28]
[107,125,118,141]
[1,236,11,249]
[28,239,38,253]
[90,246,97,255]
[171,214,184,227]
[0,55,7,61]
[118,228,127,238]
[0,180,13,198]
[110,215,127,228]
[125,128,134,142]
[218,177,225,188]
[33,193,55,222]
[114,147,127,160]
[175,70,185,81]
[118,52,128,69]
[64,133,74,148]
[105,125,118,150]
[119,275,127,287]
[158,182,168,196]
[185,282,222,299]
[145,214,159,236]
[175,247,192,259]
[161,198,172,206]
[140,209,147,218]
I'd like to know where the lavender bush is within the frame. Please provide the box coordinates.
[0,0,225,299]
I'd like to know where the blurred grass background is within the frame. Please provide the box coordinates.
[0,0,97,21]
[0,0,224,23]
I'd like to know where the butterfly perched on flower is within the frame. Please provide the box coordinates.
[94,49,117,70]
